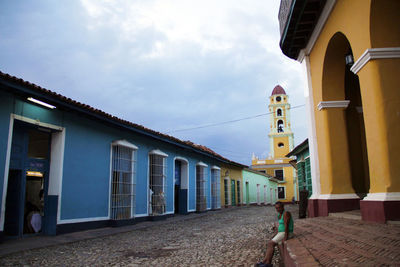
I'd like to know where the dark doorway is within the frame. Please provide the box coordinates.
[345,59,370,198]
[4,120,51,237]
[174,160,181,214]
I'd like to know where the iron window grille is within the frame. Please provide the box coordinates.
[224,179,229,206]
[211,167,221,209]
[149,151,168,216]
[196,163,207,212]
[236,180,241,204]
[110,141,137,220]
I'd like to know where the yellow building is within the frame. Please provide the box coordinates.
[251,85,297,203]
[278,0,400,222]
[220,164,243,207]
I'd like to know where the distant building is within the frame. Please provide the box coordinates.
[278,0,400,222]
[251,85,297,203]
[242,168,279,206]
[220,163,245,208]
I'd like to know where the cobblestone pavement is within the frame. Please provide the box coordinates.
[0,205,299,266]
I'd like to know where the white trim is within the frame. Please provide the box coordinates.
[149,149,168,157]
[174,156,189,164]
[277,185,287,200]
[188,209,195,212]
[0,115,14,231]
[317,100,350,110]
[304,56,321,199]
[12,114,63,131]
[50,130,66,224]
[165,211,174,215]
[363,192,400,201]
[58,216,109,225]
[196,161,208,167]
[111,139,138,150]
[211,166,221,170]
[134,213,148,218]
[318,193,360,200]
[350,47,400,74]
[297,0,337,62]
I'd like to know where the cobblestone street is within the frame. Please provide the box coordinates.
[0,205,298,266]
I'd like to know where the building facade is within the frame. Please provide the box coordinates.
[286,139,312,196]
[251,85,297,203]
[0,72,243,240]
[220,164,244,207]
[279,0,400,222]
[242,168,279,206]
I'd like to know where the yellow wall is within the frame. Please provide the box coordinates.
[220,164,243,206]
[251,164,295,202]
[273,136,291,158]
[308,0,400,194]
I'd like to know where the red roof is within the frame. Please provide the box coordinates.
[271,85,286,96]
[0,71,247,168]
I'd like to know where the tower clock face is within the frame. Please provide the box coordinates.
[276,96,281,102]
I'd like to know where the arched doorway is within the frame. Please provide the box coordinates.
[174,158,189,214]
[321,32,370,199]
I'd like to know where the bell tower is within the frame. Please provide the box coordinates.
[268,85,294,158]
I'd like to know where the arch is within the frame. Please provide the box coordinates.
[277,108,282,117]
[277,120,284,132]
[173,157,189,214]
[321,32,370,197]
[370,0,400,48]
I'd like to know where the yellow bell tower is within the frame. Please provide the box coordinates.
[251,85,297,203]
[268,85,294,158]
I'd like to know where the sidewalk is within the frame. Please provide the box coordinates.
[282,216,400,266]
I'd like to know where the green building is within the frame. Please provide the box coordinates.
[242,168,280,205]
[287,139,312,196]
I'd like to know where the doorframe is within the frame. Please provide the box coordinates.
[1,114,65,232]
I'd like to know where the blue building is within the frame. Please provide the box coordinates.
[0,72,245,239]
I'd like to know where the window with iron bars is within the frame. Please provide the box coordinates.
[149,152,167,216]
[211,167,221,209]
[224,179,229,206]
[236,180,241,204]
[196,163,207,212]
[110,142,137,220]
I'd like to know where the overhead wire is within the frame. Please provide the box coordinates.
[166,104,305,133]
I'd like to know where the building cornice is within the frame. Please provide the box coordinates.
[297,0,337,62]
[317,100,350,111]
[350,47,400,74]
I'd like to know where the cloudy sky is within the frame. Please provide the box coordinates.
[0,0,308,165]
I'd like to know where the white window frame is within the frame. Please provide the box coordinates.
[110,140,138,220]
[278,186,286,200]
[275,169,284,181]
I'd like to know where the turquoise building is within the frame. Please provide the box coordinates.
[287,139,312,195]
[242,168,279,205]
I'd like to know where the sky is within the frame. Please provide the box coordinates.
[0,0,308,165]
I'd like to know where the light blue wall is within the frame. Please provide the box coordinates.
[0,91,14,218]
[0,91,221,224]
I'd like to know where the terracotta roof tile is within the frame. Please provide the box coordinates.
[0,71,247,168]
